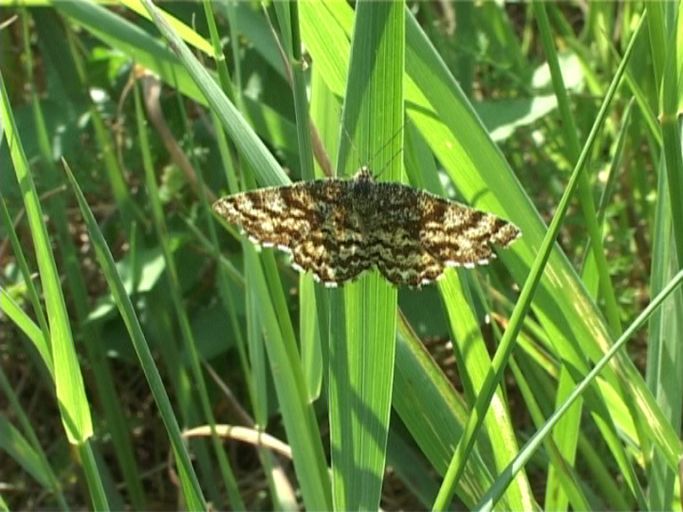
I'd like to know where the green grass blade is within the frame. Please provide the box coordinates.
[437,274,534,510]
[645,5,683,509]
[0,192,50,342]
[133,81,245,509]
[657,5,683,286]
[432,12,649,508]
[77,442,107,510]
[244,245,333,510]
[393,315,509,509]
[645,5,683,501]
[533,1,621,336]
[0,390,66,510]
[137,2,332,508]
[54,1,204,103]
[21,12,147,505]
[646,166,683,510]
[0,287,52,378]
[300,2,679,506]
[327,2,403,509]
[403,124,532,508]
[476,269,683,511]
[403,12,615,407]
[275,1,316,182]
[120,0,214,55]
[138,0,287,189]
[61,160,206,510]
[200,3,254,419]
[0,416,52,488]
[52,1,296,165]
[506,358,593,510]
[300,275,323,399]
[274,2,329,405]
[274,0,327,403]
[4,1,681,509]
[580,99,634,283]
[1,67,109,510]
[1,68,97,446]
[403,14,643,462]
[532,6,620,509]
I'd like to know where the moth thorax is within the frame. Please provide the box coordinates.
[354,166,374,180]
[351,169,375,211]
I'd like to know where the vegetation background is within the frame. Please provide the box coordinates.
[0,1,681,510]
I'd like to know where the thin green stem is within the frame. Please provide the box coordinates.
[533,1,621,334]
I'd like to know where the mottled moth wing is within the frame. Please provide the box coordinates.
[359,182,444,287]
[417,190,520,268]
[289,180,371,285]
[357,181,520,287]
[212,179,371,285]
[213,168,521,288]
[212,183,310,250]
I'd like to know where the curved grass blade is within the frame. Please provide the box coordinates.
[432,13,649,509]
[0,70,92,447]
[61,160,206,510]
[0,69,108,509]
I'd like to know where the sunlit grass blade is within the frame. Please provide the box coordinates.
[121,0,213,55]
[437,274,534,510]
[404,9,610,402]
[402,124,532,508]
[0,68,108,510]
[325,2,404,510]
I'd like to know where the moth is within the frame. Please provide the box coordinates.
[213,167,520,287]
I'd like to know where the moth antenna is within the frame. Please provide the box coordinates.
[370,121,405,180]
[337,106,404,179]
[374,142,404,181]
